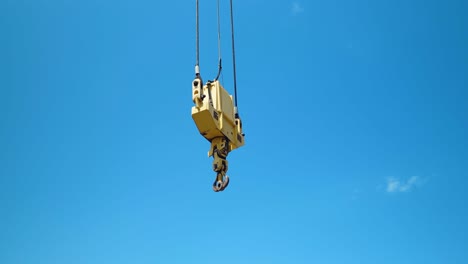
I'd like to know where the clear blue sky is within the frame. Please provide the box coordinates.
[1,0,467,263]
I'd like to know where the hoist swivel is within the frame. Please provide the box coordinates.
[191,79,244,192]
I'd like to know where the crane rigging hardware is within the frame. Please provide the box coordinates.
[191,0,245,192]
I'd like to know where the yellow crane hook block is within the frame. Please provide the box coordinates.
[191,78,244,192]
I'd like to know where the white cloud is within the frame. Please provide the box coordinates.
[386,176,423,193]
[291,2,304,15]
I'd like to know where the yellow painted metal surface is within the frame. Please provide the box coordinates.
[191,80,244,152]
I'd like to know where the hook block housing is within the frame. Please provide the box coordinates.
[191,80,244,152]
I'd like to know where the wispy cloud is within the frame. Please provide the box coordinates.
[291,2,304,15]
[386,176,423,193]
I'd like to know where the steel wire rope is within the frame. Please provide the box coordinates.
[195,0,201,76]
[229,0,239,110]
[214,0,223,81]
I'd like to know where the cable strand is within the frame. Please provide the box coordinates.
[195,0,200,75]
[230,0,238,108]
[214,0,222,81]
